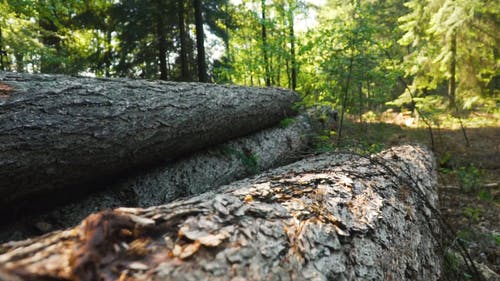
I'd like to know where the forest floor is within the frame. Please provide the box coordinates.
[336,112,499,280]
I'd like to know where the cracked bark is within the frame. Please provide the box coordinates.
[0,107,337,242]
[0,145,441,281]
[0,72,298,214]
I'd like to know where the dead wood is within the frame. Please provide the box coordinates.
[0,145,441,281]
[0,72,298,213]
[0,107,337,242]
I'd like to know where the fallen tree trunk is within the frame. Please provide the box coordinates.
[0,145,441,281]
[0,107,337,242]
[0,72,298,212]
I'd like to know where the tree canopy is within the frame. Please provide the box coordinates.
[0,0,498,114]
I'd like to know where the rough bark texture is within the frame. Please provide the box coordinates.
[0,72,298,212]
[0,145,441,281]
[0,107,337,242]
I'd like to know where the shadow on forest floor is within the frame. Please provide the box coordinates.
[336,117,499,280]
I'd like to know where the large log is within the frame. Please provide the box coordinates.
[0,145,441,281]
[0,107,337,242]
[0,72,298,212]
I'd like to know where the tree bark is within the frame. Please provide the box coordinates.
[261,0,271,87]
[0,107,337,242]
[193,0,208,82]
[0,72,298,215]
[448,31,457,109]
[288,2,297,90]
[156,0,168,80]
[0,145,441,281]
[178,0,189,81]
[0,27,6,71]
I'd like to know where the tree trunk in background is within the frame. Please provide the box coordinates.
[0,145,441,281]
[0,107,338,242]
[178,0,189,81]
[39,17,62,74]
[337,53,354,145]
[156,0,168,80]
[261,0,271,87]
[0,27,5,71]
[288,3,297,90]
[193,0,208,82]
[105,29,112,77]
[224,0,231,61]
[14,53,23,73]
[0,72,298,216]
[448,32,457,109]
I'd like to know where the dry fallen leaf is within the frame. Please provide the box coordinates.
[179,241,201,259]
[244,194,253,203]
[127,261,149,271]
[197,230,231,247]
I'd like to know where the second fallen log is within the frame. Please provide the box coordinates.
[0,72,298,211]
[0,107,337,242]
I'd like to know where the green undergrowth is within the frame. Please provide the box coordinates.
[222,146,259,174]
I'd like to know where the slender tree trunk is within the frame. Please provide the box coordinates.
[224,0,231,60]
[448,32,457,109]
[178,0,189,81]
[39,17,62,73]
[286,58,291,88]
[105,28,112,77]
[261,0,271,87]
[288,3,297,90]
[193,0,208,82]
[337,53,355,145]
[0,26,4,71]
[14,53,23,72]
[0,72,299,218]
[156,0,168,80]
[448,32,470,146]
[358,83,363,123]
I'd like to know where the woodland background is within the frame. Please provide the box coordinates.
[0,0,498,114]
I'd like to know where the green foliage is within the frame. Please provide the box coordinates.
[398,0,499,108]
[364,143,385,155]
[312,131,335,152]
[0,0,497,121]
[239,152,259,174]
[296,0,409,130]
[0,0,230,79]
[439,152,452,168]
[218,0,305,87]
[439,156,483,193]
[455,164,481,193]
[457,229,475,242]
[477,190,493,202]
[222,146,259,174]
[463,207,482,222]
[348,141,385,156]
[279,117,296,128]
[444,251,460,274]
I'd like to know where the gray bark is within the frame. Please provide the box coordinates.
[0,72,298,213]
[0,107,337,242]
[0,145,441,281]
